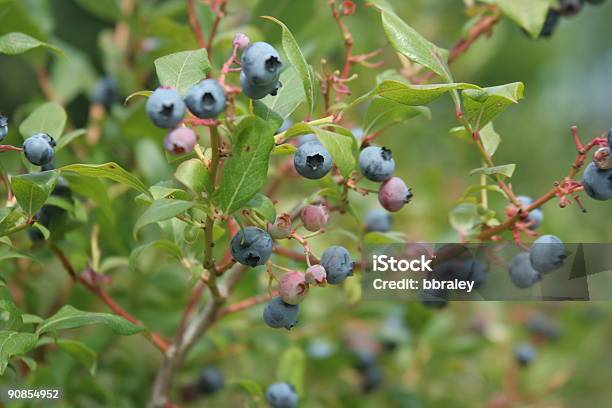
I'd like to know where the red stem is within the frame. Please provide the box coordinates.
[187,0,206,49]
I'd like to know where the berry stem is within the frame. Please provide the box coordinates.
[205,0,228,59]
[0,145,23,153]
[217,290,278,317]
[187,0,206,49]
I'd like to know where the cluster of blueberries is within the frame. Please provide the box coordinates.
[539,0,607,38]
[582,129,612,201]
[353,349,383,393]
[188,366,298,408]
[508,234,567,289]
[145,38,282,154]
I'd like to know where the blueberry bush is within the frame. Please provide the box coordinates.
[1,0,612,407]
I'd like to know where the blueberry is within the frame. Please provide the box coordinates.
[354,349,377,371]
[300,204,328,232]
[296,133,317,146]
[514,343,536,366]
[364,209,392,232]
[278,271,309,305]
[529,235,567,274]
[185,79,226,119]
[517,196,543,229]
[293,140,333,179]
[539,9,560,38]
[378,177,413,212]
[146,87,186,128]
[582,162,612,200]
[0,115,8,142]
[360,365,383,393]
[359,146,395,182]
[464,259,487,289]
[527,313,562,341]
[164,127,198,155]
[508,252,541,289]
[558,0,583,15]
[241,42,282,86]
[230,227,273,267]
[263,297,299,330]
[23,133,56,166]
[91,76,118,109]
[197,366,224,395]
[265,382,298,408]
[421,287,448,308]
[608,128,612,150]
[320,246,354,285]
[240,71,279,100]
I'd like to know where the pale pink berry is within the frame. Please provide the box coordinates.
[278,271,309,305]
[300,205,328,232]
[267,213,292,239]
[164,127,198,154]
[378,177,413,212]
[233,33,250,50]
[593,147,612,170]
[305,264,327,286]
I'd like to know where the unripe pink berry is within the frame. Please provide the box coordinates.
[164,127,198,155]
[378,177,412,212]
[267,213,292,239]
[279,271,309,305]
[300,205,328,232]
[233,33,250,50]
[305,264,326,286]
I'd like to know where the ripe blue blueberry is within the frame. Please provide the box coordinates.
[517,196,543,229]
[508,252,541,289]
[608,128,612,151]
[359,146,395,182]
[240,71,279,100]
[293,140,333,179]
[582,162,612,201]
[354,349,377,371]
[146,87,186,128]
[230,227,273,267]
[185,79,226,119]
[529,235,566,274]
[91,76,118,109]
[559,0,582,15]
[265,382,298,408]
[360,364,383,393]
[378,177,413,212]
[0,115,8,142]
[296,133,317,146]
[320,245,354,285]
[527,312,562,341]
[23,133,56,166]
[197,366,224,395]
[364,209,392,232]
[241,42,282,86]
[421,287,448,309]
[263,297,299,330]
[514,343,536,366]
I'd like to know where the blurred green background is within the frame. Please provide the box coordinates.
[1,0,612,407]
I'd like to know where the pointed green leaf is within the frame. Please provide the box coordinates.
[0,331,38,375]
[129,239,183,271]
[272,144,297,156]
[56,129,86,151]
[125,90,153,104]
[60,162,152,198]
[56,338,97,375]
[133,199,194,238]
[470,164,516,178]
[449,122,501,156]
[461,83,525,129]
[61,173,114,222]
[10,170,59,215]
[175,158,211,194]
[154,49,211,95]
[483,0,550,38]
[246,193,276,223]
[37,305,144,336]
[19,102,67,141]
[261,66,305,119]
[0,32,62,56]
[262,16,316,113]
[364,97,430,134]
[375,81,480,106]
[217,116,275,214]
[312,127,358,178]
[0,208,30,237]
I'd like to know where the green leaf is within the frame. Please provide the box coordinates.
[364,97,430,134]
[253,100,284,133]
[484,0,550,38]
[0,32,62,56]
[61,173,114,222]
[276,347,305,396]
[312,127,358,178]
[10,170,59,215]
[461,83,525,129]
[175,158,211,194]
[262,16,316,113]
[374,81,479,106]
[216,117,274,214]
[449,122,501,156]
[0,331,38,375]
[154,49,211,95]
[261,66,305,119]
[246,193,276,223]
[60,162,152,199]
[56,338,97,375]
[0,208,30,237]
[0,247,34,263]
[272,143,297,156]
[22,314,44,325]
[462,184,508,200]
[344,275,362,305]
[125,90,153,104]
[129,240,183,272]
[73,0,121,22]
[377,9,451,81]
[233,379,265,402]
[133,199,194,238]
[0,283,22,331]
[19,101,67,141]
[470,164,516,178]
[37,305,144,336]
[449,203,480,236]
[56,129,86,151]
